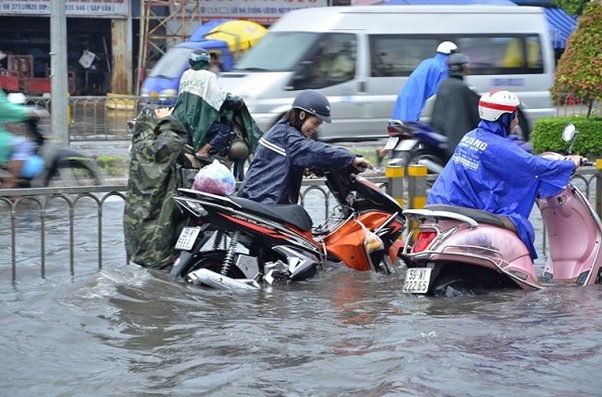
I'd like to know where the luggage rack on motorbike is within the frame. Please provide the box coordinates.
[312,204,354,237]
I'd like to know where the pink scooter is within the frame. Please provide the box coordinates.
[400,124,601,296]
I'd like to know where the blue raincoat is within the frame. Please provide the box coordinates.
[239,120,356,204]
[391,53,449,121]
[427,119,575,259]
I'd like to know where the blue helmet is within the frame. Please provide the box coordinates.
[189,49,210,70]
[292,90,331,123]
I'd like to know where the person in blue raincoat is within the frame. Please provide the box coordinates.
[378,41,457,163]
[427,90,583,259]
[239,90,371,204]
[391,40,458,122]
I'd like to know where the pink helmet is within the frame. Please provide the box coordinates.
[478,90,520,121]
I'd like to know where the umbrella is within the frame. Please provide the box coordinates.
[204,20,268,52]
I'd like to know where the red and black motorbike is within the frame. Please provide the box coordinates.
[169,165,405,289]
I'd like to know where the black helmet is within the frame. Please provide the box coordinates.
[292,90,331,123]
[189,49,210,70]
[447,52,470,77]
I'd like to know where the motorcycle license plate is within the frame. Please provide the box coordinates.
[384,136,399,150]
[175,227,201,251]
[402,267,432,293]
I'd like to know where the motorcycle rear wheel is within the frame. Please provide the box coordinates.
[432,271,484,297]
[402,149,446,188]
[406,149,446,172]
[185,250,248,284]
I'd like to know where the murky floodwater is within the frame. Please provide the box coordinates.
[1,195,602,397]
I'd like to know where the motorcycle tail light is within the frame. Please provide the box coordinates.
[386,125,411,138]
[413,231,437,253]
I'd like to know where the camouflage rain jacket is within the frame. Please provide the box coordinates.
[123,108,190,269]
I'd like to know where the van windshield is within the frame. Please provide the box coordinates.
[148,47,192,79]
[233,32,320,71]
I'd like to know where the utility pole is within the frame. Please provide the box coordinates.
[50,0,69,144]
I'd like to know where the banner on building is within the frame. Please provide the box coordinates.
[0,0,129,17]
[174,0,328,25]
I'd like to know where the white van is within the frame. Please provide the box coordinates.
[218,5,556,142]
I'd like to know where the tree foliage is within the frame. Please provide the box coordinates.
[553,0,590,16]
[551,1,602,116]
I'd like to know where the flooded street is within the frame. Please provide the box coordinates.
[1,195,602,396]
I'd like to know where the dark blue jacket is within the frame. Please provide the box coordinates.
[427,119,575,259]
[239,120,356,204]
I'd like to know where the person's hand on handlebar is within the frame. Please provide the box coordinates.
[352,157,373,172]
[565,155,585,168]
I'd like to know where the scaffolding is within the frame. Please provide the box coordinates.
[136,0,202,95]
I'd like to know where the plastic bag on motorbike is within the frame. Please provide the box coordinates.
[192,160,236,196]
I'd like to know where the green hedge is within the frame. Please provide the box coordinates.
[531,116,602,159]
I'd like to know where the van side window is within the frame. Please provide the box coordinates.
[457,35,543,74]
[369,34,543,77]
[370,36,441,77]
[293,33,357,90]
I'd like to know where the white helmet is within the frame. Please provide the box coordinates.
[478,90,520,121]
[436,41,458,55]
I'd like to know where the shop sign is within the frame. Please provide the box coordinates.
[0,0,129,17]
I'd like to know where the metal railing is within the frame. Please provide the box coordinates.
[1,167,600,281]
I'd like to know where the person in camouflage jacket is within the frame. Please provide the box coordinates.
[123,107,190,269]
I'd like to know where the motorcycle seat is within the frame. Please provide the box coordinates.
[425,204,517,232]
[231,197,313,232]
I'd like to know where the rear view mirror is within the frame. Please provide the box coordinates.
[562,123,576,142]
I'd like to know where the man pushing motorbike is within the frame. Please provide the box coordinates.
[427,89,583,260]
